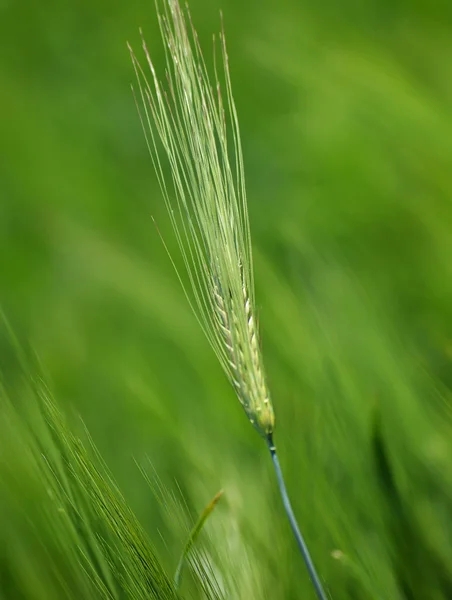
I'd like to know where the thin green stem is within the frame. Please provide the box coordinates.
[267,435,328,600]
[174,489,223,590]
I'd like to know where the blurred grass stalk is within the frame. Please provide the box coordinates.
[128,1,327,597]
[0,372,177,599]
[174,489,224,589]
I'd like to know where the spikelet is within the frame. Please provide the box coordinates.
[128,0,274,436]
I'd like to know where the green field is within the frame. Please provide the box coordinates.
[1,0,452,598]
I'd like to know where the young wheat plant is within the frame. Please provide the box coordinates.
[129,1,328,597]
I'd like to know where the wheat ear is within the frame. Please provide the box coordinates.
[128,1,327,597]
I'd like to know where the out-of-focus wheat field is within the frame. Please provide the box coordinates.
[1,0,452,598]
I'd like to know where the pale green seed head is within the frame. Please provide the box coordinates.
[129,0,275,437]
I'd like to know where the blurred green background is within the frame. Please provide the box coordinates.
[1,0,452,598]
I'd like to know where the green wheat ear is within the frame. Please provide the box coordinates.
[128,1,327,598]
[128,0,273,438]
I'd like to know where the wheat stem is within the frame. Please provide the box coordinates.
[267,435,328,600]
